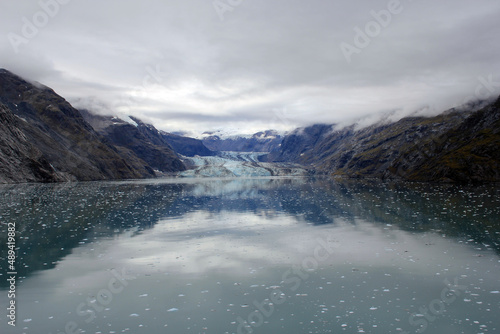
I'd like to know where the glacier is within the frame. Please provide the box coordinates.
[178,151,307,177]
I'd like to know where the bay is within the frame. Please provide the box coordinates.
[0,177,499,334]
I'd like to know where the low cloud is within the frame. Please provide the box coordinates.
[1,0,499,135]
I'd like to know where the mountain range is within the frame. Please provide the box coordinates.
[201,130,283,152]
[0,68,499,183]
[0,69,162,183]
[0,69,197,183]
[267,98,500,183]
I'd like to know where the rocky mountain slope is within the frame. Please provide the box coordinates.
[269,97,500,183]
[160,131,214,157]
[80,111,185,173]
[129,117,213,157]
[202,130,282,152]
[0,69,185,183]
[0,69,158,183]
[0,103,63,183]
[81,110,212,160]
[390,98,500,182]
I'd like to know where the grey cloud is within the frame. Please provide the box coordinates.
[1,0,499,134]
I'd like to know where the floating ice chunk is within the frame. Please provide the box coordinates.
[167,308,179,312]
[129,313,140,317]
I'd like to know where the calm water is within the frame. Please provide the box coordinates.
[0,177,499,334]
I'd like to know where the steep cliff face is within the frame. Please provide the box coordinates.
[80,111,185,173]
[270,98,500,183]
[0,69,150,183]
[0,103,64,183]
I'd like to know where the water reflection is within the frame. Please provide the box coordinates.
[1,178,499,282]
[0,182,184,283]
[0,177,499,334]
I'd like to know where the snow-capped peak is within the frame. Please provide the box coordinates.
[123,116,138,127]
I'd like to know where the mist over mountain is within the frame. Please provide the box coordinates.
[3,1,499,135]
[0,69,185,183]
[1,68,499,184]
[267,97,500,183]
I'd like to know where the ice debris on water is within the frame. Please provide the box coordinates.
[167,308,179,312]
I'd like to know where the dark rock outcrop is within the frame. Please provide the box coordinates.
[0,69,155,183]
[80,111,185,173]
[0,103,64,183]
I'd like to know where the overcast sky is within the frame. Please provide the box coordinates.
[1,0,500,135]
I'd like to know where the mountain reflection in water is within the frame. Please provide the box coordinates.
[0,177,498,334]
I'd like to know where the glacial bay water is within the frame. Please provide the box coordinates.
[0,177,499,334]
